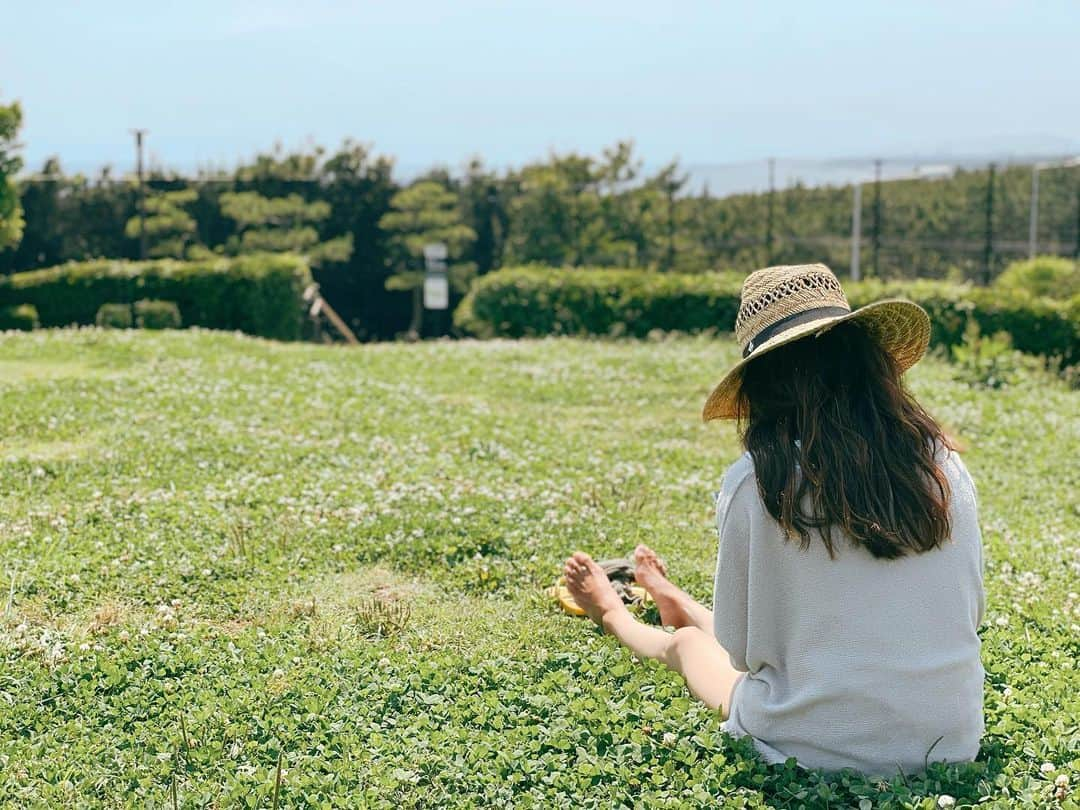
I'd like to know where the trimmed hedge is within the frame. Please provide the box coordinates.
[993,256,1080,301]
[846,278,1079,364]
[0,254,312,340]
[455,267,744,339]
[455,266,1080,364]
[0,303,39,331]
[134,299,182,330]
[95,303,133,329]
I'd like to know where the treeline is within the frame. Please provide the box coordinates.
[2,140,1079,339]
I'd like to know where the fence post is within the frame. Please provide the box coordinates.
[850,182,862,280]
[871,159,882,276]
[1028,163,1040,259]
[766,158,775,263]
[1074,182,1080,263]
[982,163,996,284]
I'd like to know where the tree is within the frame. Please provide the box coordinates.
[459,158,508,276]
[503,147,642,267]
[124,188,200,258]
[3,156,62,271]
[645,160,689,271]
[0,99,24,251]
[379,181,476,338]
[219,190,353,267]
[317,140,399,339]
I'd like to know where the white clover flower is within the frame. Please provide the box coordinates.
[1056,774,1069,787]
[1040,762,1056,774]
[937,796,955,808]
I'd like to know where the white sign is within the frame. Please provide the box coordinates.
[424,274,449,310]
[423,242,448,265]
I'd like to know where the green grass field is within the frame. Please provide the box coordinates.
[0,329,1077,809]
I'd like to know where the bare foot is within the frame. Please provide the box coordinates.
[633,544,668,584]
[633,544,696,629]
[563,552,628,630]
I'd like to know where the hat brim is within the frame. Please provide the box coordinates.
[701,299,931,422]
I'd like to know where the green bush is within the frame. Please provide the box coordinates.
[455,266,745,339]
[949,320,1046,389]
[0,253,312,340]
[95,303,133,329]
[993,256,1080,300]
[0,303,39,331]
[133,299,182,330]
[846,278,1079,363]
[457,266,1080,363]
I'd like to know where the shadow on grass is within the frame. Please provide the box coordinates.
[723,733,1012,808]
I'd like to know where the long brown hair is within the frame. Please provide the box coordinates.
[737,321,952,559]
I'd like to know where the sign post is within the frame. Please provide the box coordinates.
[423,243,449,334]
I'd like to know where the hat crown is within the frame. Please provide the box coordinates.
[734,264,850,348]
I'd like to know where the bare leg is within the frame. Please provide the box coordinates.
[633,544,714,633]
[563,552,741,717]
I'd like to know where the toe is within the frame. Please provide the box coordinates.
[571,551,593,567]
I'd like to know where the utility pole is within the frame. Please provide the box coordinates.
[982,163,996,285]
[850,182,863,280]
[1028,163,1040,259]
[765,158,775,263]
[131,129,148,260]
[871,159,882,277]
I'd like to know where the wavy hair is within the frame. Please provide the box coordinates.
[736,321,952,559]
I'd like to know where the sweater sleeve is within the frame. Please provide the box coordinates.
[950,450,986,626]
[712,459,754,673]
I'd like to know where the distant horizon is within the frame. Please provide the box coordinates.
[16,139,1080,199]
[15,126,1080,174]
[6,0,1079,196]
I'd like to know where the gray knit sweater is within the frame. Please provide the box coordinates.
[713,449,985,776]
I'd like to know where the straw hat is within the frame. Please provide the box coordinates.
[702,263,930,421]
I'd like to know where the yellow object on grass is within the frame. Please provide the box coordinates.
[546,574,652,617]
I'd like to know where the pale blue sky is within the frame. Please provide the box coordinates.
[4,0,1079,179]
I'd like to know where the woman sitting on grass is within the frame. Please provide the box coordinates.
[564,264,984,776]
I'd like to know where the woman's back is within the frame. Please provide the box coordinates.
[564,265,985,779]
[714,449,985,775]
